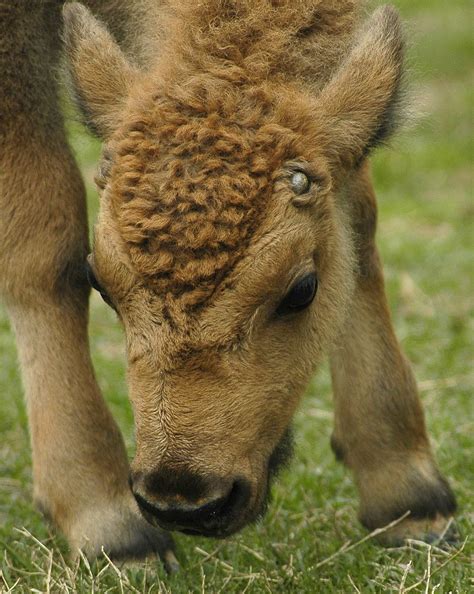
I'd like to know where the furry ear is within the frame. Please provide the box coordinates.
[315,5,405,169]
[63,2,137,138]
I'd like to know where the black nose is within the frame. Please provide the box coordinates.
[131,467,251,537]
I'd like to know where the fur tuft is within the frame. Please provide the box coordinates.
[161,0,361,89]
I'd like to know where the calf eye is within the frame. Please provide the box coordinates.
[85,260,114,309]
[86,260,101,292]
[277,273,317,316]
[290,171,311,195]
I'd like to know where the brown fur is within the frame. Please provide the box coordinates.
[0,0,455,562]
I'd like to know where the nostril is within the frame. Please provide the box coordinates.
[133,490,163,520]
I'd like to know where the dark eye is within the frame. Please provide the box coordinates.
[276,273,317,316]
[290,171,311,195]
[85,260,114,308]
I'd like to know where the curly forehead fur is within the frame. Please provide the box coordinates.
[108,87,306,314]
[102,0,362,314]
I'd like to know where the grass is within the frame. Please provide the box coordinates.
[0,0,472,591]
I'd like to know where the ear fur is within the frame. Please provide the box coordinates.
[315,5,405,169]
[63,2,137,138]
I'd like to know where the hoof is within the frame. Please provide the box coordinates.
[67,497,179,572]
[357,457,457,552]
[377,513,458,547]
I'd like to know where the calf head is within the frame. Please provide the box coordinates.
[64,1,405,537]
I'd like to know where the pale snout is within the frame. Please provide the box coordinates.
[131,466,253,537]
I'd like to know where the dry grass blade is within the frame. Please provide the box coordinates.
[44,549,53,594]
[100,549,126,594]
[238,543,265,562]
[398,560,413,593]
[424,545,432,594]
[315,511,411,569]
[0,573,20,594]
[348,573,361,592]
[401,537,468,593]
[194,545,224,566]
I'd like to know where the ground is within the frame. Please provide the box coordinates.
[0,0,472,592]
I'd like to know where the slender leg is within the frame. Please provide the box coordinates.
[329,162,456,542]
[0,3,175,565]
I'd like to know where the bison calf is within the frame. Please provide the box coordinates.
[0,0,455,565]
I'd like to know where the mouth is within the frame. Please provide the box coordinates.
[133,427,294,538]
[133,480,252,538]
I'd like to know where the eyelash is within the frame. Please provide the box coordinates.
[276,272,318,316]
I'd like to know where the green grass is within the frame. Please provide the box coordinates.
[1,1,472,591]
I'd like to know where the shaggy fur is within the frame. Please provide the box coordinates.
[69,0,364,318]
[161,1,359,86]
[0,0,456,563]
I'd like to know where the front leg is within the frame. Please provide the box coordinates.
[329,162,456,543]
[0,3,175,568]
[7,297,176,565]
